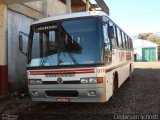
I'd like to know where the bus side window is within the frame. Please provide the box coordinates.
[122,32,126,49]
[103,24,111,51]
[125,34,128,49]
[130,38,133,49]
[127,36,130,49]
[103,23,112,63]
[109,22,118,48]
[117,28,122,48]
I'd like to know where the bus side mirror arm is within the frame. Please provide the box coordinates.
[19,31,29,56]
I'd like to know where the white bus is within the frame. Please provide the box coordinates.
[25,11,134,102]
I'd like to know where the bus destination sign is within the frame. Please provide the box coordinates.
[37,25,57,31]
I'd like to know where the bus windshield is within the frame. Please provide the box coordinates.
[28,17,103,67]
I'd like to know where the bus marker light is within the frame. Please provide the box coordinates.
[88,91,96,96]
[31,91,39,96]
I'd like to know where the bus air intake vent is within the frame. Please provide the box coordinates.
[45,90,79,97]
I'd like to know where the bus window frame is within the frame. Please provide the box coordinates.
[102,16,112,64]
[109,21,118,49]
[116,27,123,49]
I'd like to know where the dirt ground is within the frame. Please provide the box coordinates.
[0,62,160,120]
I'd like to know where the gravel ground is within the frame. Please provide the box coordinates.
[0,62,160,120]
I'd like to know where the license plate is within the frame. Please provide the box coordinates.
[56,98,69,102]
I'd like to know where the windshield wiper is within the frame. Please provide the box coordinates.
[59,25,79,66]
[63,44,79,66]
[40,57,48,66]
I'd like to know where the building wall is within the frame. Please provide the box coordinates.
[134,48,142,61]
[133,39,158,62]
[8,10,35,91]
[47,0,67,16]
[23,1,43,13]
[134,47,158,62]
[8,0,67,19]
[23,0,67,16]
[7,1,67,91]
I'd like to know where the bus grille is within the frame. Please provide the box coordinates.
[45,90,79,97]
[45,74,75,77]
[43,81,80,84]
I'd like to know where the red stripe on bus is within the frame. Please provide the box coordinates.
[29,69,95,75]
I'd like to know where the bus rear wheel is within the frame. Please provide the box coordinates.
[127,65,132,81]
[113,74,118,95]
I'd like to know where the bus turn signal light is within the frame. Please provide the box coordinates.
[97,77,103,84]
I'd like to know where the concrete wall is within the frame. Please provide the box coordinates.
[8,0,67,19]
[47,0,66,16]
[23,1,43,13]
[23,0,67,16]
[8,10,35,91]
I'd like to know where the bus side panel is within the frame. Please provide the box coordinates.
[105,70,114,101]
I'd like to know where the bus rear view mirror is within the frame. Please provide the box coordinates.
[109,26,115,39]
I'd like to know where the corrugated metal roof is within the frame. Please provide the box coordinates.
[133,39,158,49]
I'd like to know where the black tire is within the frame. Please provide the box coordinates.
[127,65,132,81]
[113,74,118,95]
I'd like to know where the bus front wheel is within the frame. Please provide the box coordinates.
[113,73,118,95]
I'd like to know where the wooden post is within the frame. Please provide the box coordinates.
[86,0,90,11]
[66,0,72,13]
[42,0,48,17]
[95,0,109,15]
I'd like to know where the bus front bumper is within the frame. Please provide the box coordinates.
[28,84,106,103]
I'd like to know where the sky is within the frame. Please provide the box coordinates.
[91,0,160,37]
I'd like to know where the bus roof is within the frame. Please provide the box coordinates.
[32,11,108,25]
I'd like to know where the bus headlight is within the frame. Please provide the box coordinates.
[89,78,97,84]
[80,78,89,84]
[80,77,103,84]
[28,79,43,85]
